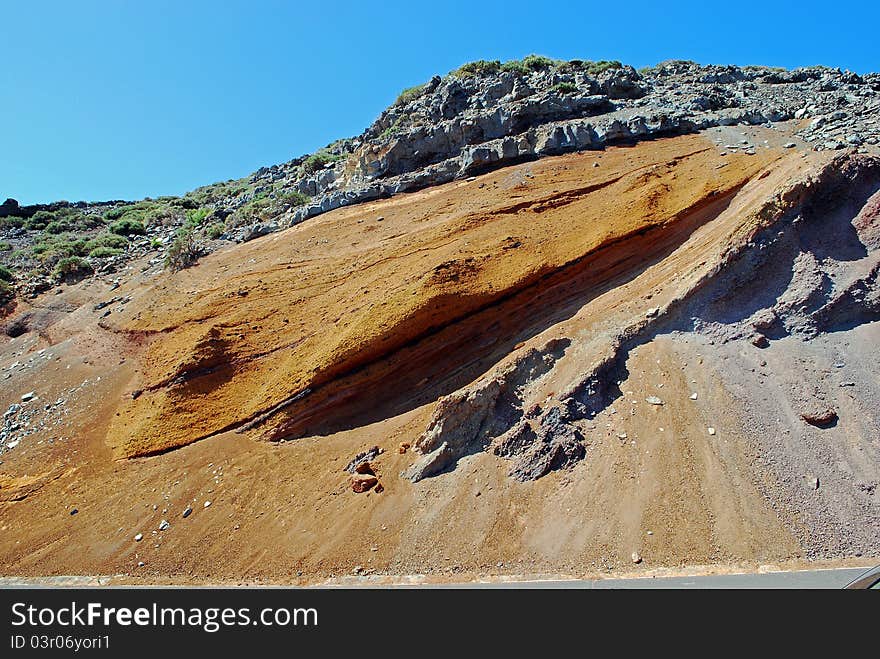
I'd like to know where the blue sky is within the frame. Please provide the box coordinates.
[2,0,877,204]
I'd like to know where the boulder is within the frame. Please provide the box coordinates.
[351,475,378,493]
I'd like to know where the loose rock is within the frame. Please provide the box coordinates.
[351,475,378,493]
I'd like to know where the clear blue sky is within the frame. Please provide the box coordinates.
[2,0,877,204]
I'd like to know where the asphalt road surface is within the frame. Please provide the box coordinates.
[0,567,872,589]
[441,567,870,589]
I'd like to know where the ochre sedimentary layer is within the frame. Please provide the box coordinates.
[105,134,783,457]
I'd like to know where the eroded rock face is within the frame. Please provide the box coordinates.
[399,151,880,483]
[493,407,586,482]
[107,136,779,459]
[402,340,568,481]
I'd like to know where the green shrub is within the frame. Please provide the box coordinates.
[25,210,55,230]
[44,219,70,234]
[0,264,14,282]
[500,60,530,75]
[31,234,90,266]
[185,207,211,227]
[552,82,579,95]
[87,246,123,258]
[279,191,309,207]
[143,206,176,226]
[86,233,129,251]
[109,218,146,236]
[0,216,24,229]
[237,198,271,221]
[521,54,558,71]
[587,60,623,75]
[105,201,177,228]
[165,229,202,271]
[395,83,427,106]
[557,59,622,75]
[0,280,13,306]
[75,213,102,230]
[172,196,201,210]
[206,222,225,239]
[53,256,93,281]
[0,241,11,251]
[103,206,129,221]
[379,115,411,140]
[303,151,342,175]
[453,59,501,78]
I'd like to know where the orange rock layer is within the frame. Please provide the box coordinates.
[105,135,784,458]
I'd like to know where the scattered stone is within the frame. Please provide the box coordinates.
[801,409,838,427]
[69,508,78,516]
[345,446,383,473]
[203,500,212,508]
[708,427,716,436]
[138,561,145,567]
[21,392,36,402]
[158,520,170,531]
[374,482,384,494]
[689,393,698,400]
[182,506,192,518]
[134,533,143,542]
[398,442,410,454]
[351,475,378,493]
[783,142,797,148]
[354,461,376,476]
[645,307,659,318]
[631,552,642,564]
[645,396,664,406]
[855,481,876,495]
[807,475,820,490]
[751,334,770,348]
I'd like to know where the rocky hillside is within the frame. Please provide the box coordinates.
[2,57,879,307]
[1,58,879,583]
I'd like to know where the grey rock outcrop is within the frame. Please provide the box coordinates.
[493,406,586,481]
[278,61,879,228]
